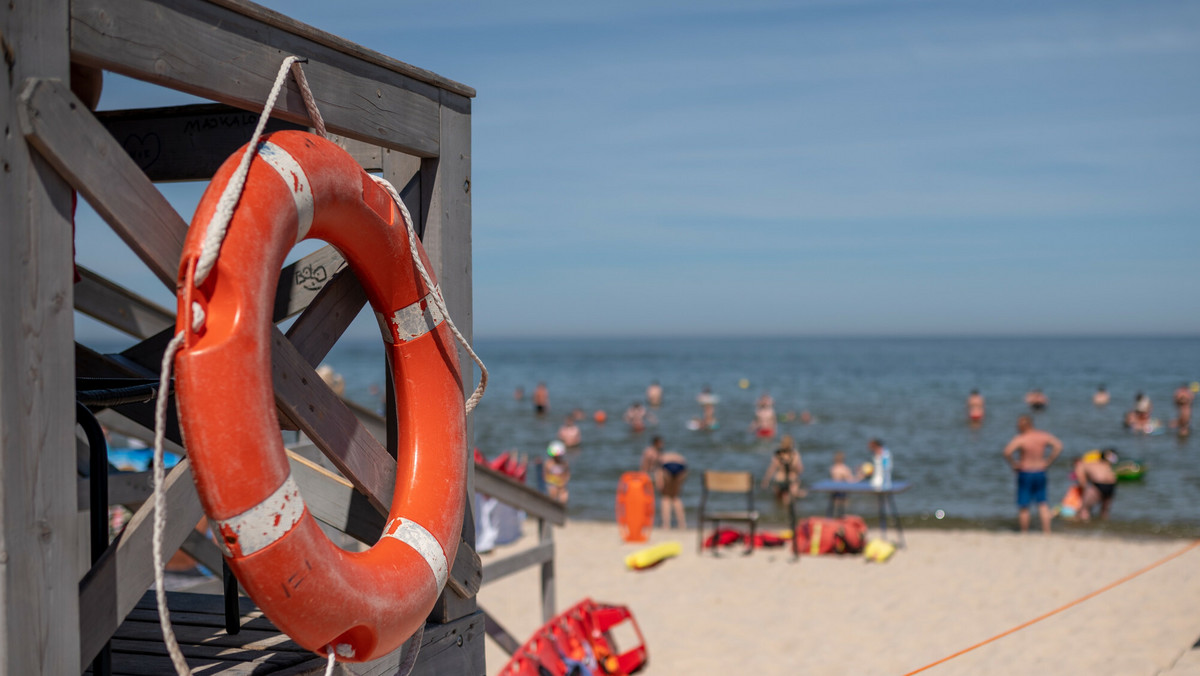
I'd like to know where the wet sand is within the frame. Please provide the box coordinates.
[480,521,1200,675]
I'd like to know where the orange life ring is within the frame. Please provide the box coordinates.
[173,130,465,662]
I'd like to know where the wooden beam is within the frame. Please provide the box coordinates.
[21,77,186,287]
[423,91,479,626]
[95,103,304,182]
[72,0,444,157]
[539,519,556,623]
[77,459,206,669]
[179,529,225,579]
[481,541,555,587]
[0,3,81,673]
[475,464,567,526]
[201,0,474,99]
[75,265,174,339]
[286,451,385,545]
[270,327,397,513]
[480,607,522,656]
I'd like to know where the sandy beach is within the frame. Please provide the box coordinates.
[480,521,1200,675]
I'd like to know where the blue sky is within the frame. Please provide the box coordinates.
[75,0,1199,340]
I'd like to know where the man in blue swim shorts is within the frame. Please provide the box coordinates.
[1002,415,1063,534]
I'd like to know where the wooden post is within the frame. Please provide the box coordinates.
[0,1,82,673]
[539,518,556,623]
[423,92,479,625]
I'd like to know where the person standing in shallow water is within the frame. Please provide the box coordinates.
[646,380,663,407]
[966,389,985,424]
[532,382,549,416]
[1002,415,1063,534]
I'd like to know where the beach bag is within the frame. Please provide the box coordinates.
[795,516,868,555]
[835,515,868,554]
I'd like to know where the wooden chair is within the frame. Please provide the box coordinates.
[697,470,760,555]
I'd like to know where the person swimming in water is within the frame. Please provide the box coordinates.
[966,389,985,424]
[646,380,663,407]
[1025,389,1047,412]
[1093,385,1110,407]
[557,415,581,447]
[1002,415,1063,534]
[751,399,777,439]
[696,385,718,430]
[761,435,804,504]
[533,382,549,415]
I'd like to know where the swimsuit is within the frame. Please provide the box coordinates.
[1016,470,1047,507]
[1092,481,1116,499]
[662,462,687,476]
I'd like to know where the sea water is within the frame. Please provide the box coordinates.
[320,336,1199,535]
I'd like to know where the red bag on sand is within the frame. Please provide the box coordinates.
[795,516,868,555]
[703,528,745,548]
[753,532,787,548]
[836,515,867,554]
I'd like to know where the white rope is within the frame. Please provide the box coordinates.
[152,330,191,676]
[193,55,325,286]
[151,55,325,676]
[369,174,489,414]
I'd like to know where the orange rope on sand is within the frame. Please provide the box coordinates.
[903,538,1200,676]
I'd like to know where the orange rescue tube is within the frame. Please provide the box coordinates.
[616,471,655,542]
[173,130,465,662]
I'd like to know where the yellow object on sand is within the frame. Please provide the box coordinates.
[864,538,896,563]
[625,541,682,570]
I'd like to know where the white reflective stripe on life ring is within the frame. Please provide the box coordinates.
[374,286,445,345]
[214,475,306,557]
[258,141,315,242]
[382,517,449,590]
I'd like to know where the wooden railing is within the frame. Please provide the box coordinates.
[473,463,567,655]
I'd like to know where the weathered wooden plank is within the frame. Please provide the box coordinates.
[539,520,556,623]
[111,620,302,652]
[475,464,566,526]
[330,134,384,172]
[72,0,443,157]
[179,528,226,579]
[0,3,81,673]
[423,91,479,626]
[77,470,154,510]
[481,541,555,587]
[122,609,276,634]
[383,149,424,238]
[107,638,310,667]
[274,246,350,323]
[202,0,474,98]
[408,611,486,676]
[95,103,304,182]
[480,607,522,656]
[20,77,186,287]
[286,451,385,545]
[270,328,396,513]
[75,265,174,339]
[94,408,185,456]
[77,460,206,669]
[282,267,367,367]
[134,589,256,616]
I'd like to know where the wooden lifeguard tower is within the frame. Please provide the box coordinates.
[1,0,566,673]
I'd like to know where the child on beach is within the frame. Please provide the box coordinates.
[544,441,570,503]
[829,451,856,515]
